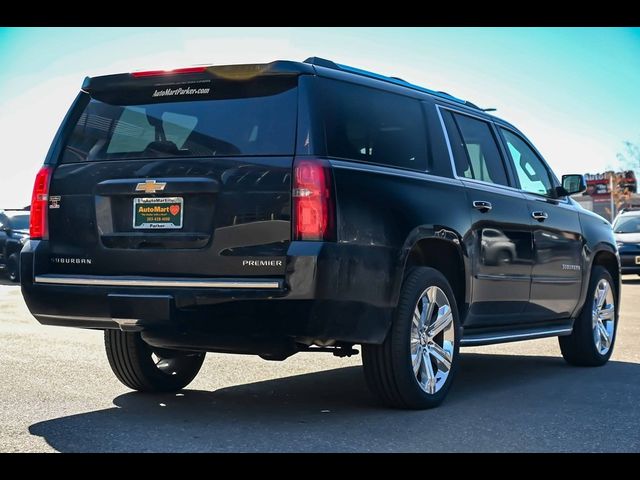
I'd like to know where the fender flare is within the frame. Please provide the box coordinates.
[392,225,470,309]
[573,242,620,318]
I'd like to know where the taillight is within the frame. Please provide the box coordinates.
[131,66,208,78]
[29,166,52,239]
[292,158,335,241]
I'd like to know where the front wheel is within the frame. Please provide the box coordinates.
[104,330,205,392]
[559,266,617,366]
[362,267,461,409]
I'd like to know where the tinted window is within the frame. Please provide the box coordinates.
[320,79,428,171]
[62,78,298,163]
[613,216,640,233]
[500,129,553,197]
[444,111,509,186]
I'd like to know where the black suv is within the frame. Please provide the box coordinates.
[1,209,30,282]
[21,58,620,409]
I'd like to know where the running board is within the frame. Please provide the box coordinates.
[461,322,573,346]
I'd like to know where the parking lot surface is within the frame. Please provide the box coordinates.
[1,276,639,452]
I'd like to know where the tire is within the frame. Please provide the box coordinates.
[104,330,205,392]
[559,266,618,366]
[362,267,461,409]
[7,253,19,283]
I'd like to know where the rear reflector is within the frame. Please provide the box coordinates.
[131,66,208,78]
[292,158,335,241]
[29,166,52,240]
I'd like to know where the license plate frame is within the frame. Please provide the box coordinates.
[133,197,184,230]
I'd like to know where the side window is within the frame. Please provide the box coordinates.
[442,110,509,186]
[500,129,554,197]
[320,79,428,171]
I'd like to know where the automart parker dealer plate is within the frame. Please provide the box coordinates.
[133,197,183,229]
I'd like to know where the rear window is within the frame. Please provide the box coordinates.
[62,77,298,163]
[318,78,428,172]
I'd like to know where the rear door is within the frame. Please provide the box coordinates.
[439,108,534,327]
[46,72,301,278]
[498,127,583,320]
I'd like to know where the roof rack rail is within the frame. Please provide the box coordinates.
[303,56,475,108]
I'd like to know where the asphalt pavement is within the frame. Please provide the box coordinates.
[1,275,639,452]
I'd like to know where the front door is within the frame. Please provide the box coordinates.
[498,127,583,321]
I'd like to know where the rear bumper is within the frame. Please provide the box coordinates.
[21,240,399,346]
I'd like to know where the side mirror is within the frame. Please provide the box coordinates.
[557,174,587,197]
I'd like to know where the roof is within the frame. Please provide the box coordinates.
[303,57,480,109]
[83,56,515,128]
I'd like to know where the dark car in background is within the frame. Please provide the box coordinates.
[0,210,30,282]
[613,210,640,274]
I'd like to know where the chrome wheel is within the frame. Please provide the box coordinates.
[592,278,615,355]
[410,286,455,394]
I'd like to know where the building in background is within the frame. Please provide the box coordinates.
[573,171,640,221]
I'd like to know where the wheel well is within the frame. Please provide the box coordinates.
[592,250,620,298]
[405,238,466,316]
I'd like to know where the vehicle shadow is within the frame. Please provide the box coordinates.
[29,353,640,452]
[0,276,18,286]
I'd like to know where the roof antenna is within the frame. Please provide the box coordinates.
[482,108,497,112]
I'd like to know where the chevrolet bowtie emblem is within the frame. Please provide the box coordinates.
[135,180,167,194]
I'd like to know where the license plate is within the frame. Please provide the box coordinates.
[133,197,183,229]
[636,256,640,265]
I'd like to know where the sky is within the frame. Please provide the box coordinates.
[0,27,639,207]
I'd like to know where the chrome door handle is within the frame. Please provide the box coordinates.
[473,200,492,213]
[532,211,548,221]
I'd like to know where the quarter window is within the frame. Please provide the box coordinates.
[319,79,428,171]
[443,111,509,186]
[500,129,554,197]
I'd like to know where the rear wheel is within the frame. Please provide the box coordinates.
[559,266,617,366]
[362,267,460,409]
[7,253,19,282]
[104,330,205,392]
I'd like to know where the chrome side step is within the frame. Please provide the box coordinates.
[461,323,573,347]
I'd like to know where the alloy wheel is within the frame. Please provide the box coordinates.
[410,286,455,394]
[592,278,615,355]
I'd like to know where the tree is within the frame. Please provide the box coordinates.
[603,171,633,220]
[616,138,640,171]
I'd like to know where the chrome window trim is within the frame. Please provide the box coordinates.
[435,104,573,206]
[329,158,463,187]
[461,327,573,345]
[436,104,516,192]
[435,105,458,179]
[460,177,527,200]
[34,275,282,289]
